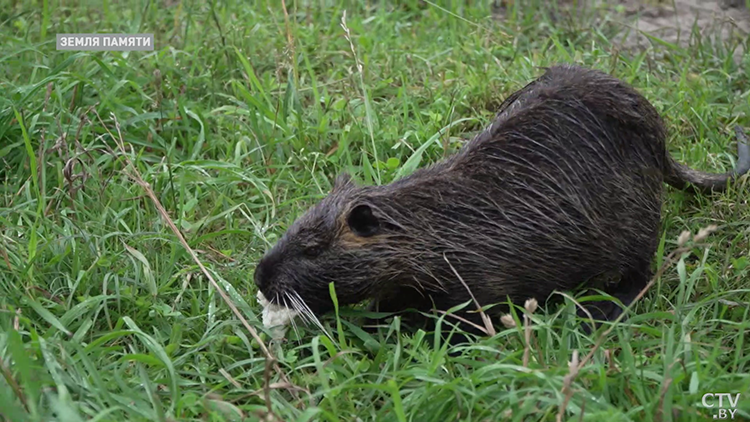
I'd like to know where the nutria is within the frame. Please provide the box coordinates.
[254,64,750,337]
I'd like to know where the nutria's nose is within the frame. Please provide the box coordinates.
[254,259,270,290]
[254,253,278,290]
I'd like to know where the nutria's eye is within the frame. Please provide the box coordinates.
[302,244,324,258]
[347,204,380,237]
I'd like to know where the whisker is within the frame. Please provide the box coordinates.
[286,291,313,326]
[288,292,313,324]
[288,292,312,324]
[293,291,332,339]
[283,294,301,341]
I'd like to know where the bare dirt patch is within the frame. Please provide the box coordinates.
[494,0,749,60]
[612,0,749,54]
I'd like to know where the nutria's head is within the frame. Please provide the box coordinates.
[253,173,409,316]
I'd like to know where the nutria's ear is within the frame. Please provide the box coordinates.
[332,172,353,192]
[346,203,380,237]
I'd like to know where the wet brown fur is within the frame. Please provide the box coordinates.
[254,64,750,336]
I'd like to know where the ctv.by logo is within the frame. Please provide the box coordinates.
[702,393,741,419]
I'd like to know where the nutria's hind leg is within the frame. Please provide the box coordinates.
[579,262,651,334]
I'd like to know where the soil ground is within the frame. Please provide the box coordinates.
[494,0,750,61]
[613,0,749,55]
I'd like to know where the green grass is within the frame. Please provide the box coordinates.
[1,0,750,421]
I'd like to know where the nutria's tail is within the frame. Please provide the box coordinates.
[664,126,750,193]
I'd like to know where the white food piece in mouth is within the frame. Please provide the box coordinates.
[256,291,300,339]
